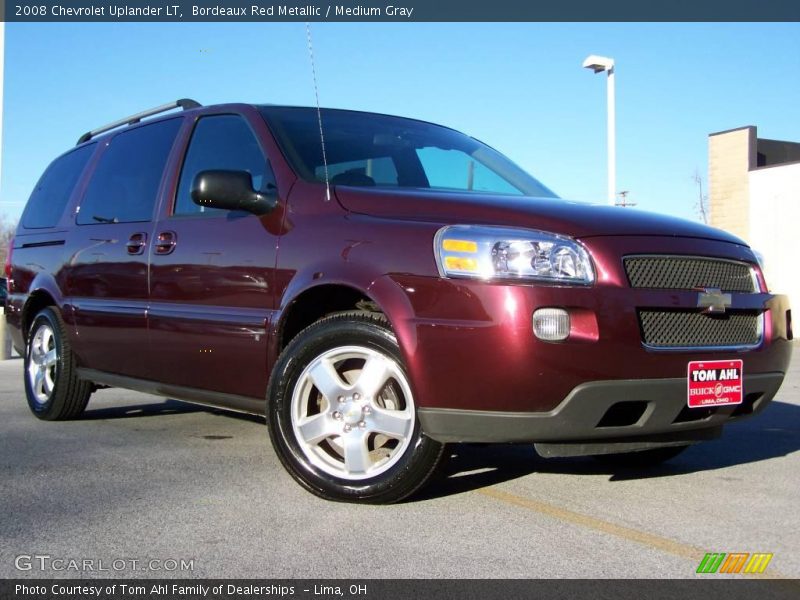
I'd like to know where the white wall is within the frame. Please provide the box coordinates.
[748,162,800,307]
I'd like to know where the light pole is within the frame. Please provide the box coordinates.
[582,55,616,205]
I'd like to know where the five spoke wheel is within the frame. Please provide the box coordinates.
[27,322,59,405]
[24,307,93,420]
[268,312,444,503]
[292,346,415,480]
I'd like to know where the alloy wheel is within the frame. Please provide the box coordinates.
[27,322,58,405]
[290,345,415,481]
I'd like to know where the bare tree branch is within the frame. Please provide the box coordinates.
[0,215,18,270]
[692,169,709,224]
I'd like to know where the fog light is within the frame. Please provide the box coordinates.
[533,308,570,341]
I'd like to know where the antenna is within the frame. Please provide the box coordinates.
[305,22,331,201]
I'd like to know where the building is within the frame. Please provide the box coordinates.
[709,126,800,306]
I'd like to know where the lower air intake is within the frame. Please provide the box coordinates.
[638,310,761,348]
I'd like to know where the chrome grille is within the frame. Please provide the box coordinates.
[638,310,761,348]
[624,256,756,292]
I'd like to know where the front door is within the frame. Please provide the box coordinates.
[147,113,281,399]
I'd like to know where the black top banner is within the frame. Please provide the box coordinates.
[3,0,800,22]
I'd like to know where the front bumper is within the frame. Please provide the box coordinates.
[418,372,785,451]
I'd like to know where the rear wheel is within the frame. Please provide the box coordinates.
[268,312,444,503]
[24,307,92,420]
[592,445,689,467]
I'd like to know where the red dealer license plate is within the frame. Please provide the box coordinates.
[687,359,744,408]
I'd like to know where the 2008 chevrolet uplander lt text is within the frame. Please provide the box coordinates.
[6,100,793,503]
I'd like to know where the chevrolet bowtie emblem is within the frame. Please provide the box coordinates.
[697,288,732,314]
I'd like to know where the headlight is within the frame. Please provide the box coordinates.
[752,249,768,292]
[434,225,595,284]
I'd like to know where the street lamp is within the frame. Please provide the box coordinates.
[583,55,616,205]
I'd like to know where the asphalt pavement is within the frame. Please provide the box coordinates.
[0,347,798,579]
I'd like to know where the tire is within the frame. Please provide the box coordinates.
[267,311,444,503]
[24,307,93,420]
[592,444,689,467]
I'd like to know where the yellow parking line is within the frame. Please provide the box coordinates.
[478,486,791,581]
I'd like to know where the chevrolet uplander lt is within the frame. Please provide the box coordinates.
[6,100,792,503]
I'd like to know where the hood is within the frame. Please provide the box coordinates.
[334,187,746,246]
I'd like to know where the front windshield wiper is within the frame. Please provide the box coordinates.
[92,215,119,224]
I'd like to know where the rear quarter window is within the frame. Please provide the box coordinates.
[21,144,96,229]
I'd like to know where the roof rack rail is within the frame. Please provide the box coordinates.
[76,98,201,145]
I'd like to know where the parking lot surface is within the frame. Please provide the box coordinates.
[1,348,798,579]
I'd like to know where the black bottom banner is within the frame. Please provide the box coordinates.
[3,579,800,600]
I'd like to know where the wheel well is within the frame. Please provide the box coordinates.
[22,291,57,341]
[279,285,385,350]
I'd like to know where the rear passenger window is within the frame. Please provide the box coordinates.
[174,115,272,216]
[76,118,182,225]
[22,144,95,229]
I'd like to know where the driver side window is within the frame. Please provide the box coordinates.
[174,115,274,216]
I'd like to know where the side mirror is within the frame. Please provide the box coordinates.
[190,170,277,216]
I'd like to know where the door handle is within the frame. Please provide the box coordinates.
[155,231,177,255]
[126,232,148,255]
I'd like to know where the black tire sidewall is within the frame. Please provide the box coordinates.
[268,315,441,503]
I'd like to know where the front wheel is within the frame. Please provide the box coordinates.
[267,312,444,503]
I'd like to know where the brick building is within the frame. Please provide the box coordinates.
[709,126,800,305]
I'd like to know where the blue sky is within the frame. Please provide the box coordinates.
[2,22,799,222]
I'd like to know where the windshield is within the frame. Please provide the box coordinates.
[259,107,558,198]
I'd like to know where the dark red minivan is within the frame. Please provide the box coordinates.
[7,100,793,503]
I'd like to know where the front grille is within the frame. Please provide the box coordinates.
[624,256,756,292]
[638,310,761,348]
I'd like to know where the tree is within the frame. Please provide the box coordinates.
[0,215,17,270]
[692,169,709,224]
